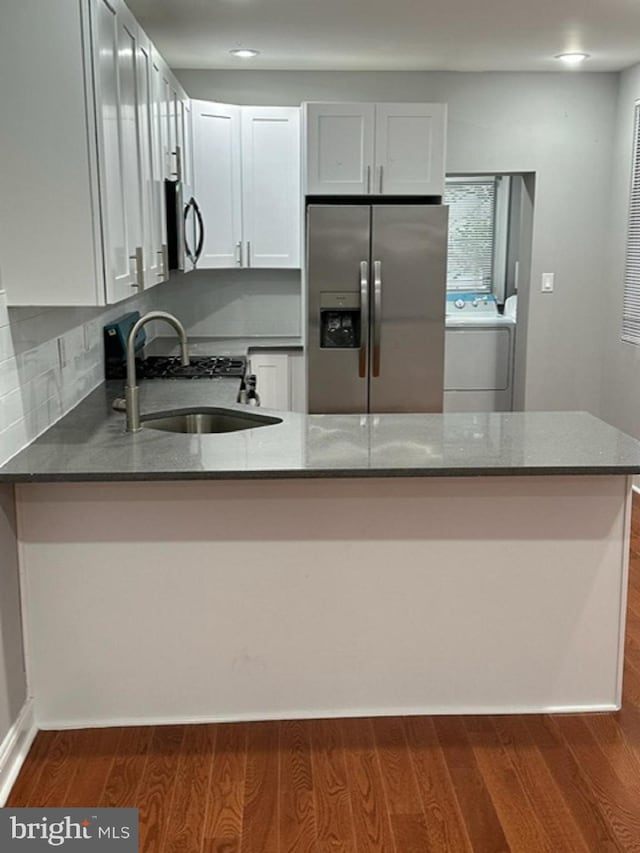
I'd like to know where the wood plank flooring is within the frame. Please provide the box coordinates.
[8,493,640,851]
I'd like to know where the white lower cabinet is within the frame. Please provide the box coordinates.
[249,353,291,411]
[193,102,301,270]
[248,350,305,412]
[0,0,184,306]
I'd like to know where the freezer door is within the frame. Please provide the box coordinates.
[369,205,448,412]
[307,205,370,414]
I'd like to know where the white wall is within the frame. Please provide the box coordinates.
[177,70,619,413]
[600,63,640,439]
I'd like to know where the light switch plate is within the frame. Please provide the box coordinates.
[541,272,555,293]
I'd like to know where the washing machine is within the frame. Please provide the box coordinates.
[444,293,516,412]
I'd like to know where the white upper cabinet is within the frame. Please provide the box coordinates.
[0,0,185,306]
[304,102,447,196]
[305,103,375,195]
[374,103,447,195]
[93,0,143,301]
[0,0,104,305]
[179,98,194,191]
[241,107,301,268]
[193,103,301,269]
[192,101,243,268]
[145,47,168,286]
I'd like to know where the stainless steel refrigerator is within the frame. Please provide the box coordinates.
[306,203,448,413]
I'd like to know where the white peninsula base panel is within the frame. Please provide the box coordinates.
[16,476,631,729]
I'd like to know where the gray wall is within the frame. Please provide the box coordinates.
[177,69,619,413]
[152,269,301,338]
[600,62,640,438]
[0,486,26,745]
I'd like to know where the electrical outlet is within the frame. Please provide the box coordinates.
[541,272,555,293]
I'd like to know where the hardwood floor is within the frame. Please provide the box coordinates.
[8,494,640,851]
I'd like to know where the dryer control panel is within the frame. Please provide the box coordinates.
[446,292,499,317]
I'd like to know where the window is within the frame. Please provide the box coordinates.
[622,102,640,345]
[444,177,497,292]
[443,175,513,303]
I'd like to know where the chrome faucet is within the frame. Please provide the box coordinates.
[124,311,190,432]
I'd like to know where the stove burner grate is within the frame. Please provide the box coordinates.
[105,354,248,381]
[142,355,247,379]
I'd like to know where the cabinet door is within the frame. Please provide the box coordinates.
[249,353,290,411]
[116,11,145,292]
[93,0,145,301]
[241,107,301,268]
[0,0,102,305]
[149,51,168,282]
[179,97,194,190]
[192,100,242,268]
[178,97,197,274]
[305,103,375,195]
[135,36,164,289]
[374,103,446,196]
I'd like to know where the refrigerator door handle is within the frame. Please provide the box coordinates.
[359,260,369,378]
[372,260,382,376]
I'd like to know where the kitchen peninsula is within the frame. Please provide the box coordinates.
[2,381,639,729]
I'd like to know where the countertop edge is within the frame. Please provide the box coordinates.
[4,465,640,485]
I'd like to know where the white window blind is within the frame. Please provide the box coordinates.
[622,102,640,344]
[444,179,496,291]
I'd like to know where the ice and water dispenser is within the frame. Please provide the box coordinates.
[320,292,361,349]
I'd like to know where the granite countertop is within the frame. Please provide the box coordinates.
[1,377,640,482]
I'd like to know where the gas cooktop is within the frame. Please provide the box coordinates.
[106,354,248,381]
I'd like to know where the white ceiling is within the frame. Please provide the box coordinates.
[126,0,640,73]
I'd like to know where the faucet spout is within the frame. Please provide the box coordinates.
[125,311,190,432]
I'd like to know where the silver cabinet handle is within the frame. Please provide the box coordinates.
[129,246,144,289]
[171,145,182,182]
[373,260,382,376]
[246,241,251,268]
[366,165,371,194]
[359,260,369,378]
[156,245,168,280]
[379,165,384,193]
[235,241,242,266]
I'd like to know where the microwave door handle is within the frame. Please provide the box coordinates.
[372,260,382,377]
[192,198,204,265]
[359,261,368,378]
[183,198,195,264]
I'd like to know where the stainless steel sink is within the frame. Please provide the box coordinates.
[141,407,282,434]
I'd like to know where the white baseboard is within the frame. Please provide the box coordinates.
[0,699,37,806]
[36,700,621,731]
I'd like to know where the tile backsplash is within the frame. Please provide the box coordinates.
[0,269,301,465]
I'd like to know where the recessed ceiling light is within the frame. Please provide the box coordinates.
[229,48,260,59]
[555,52,590,67]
